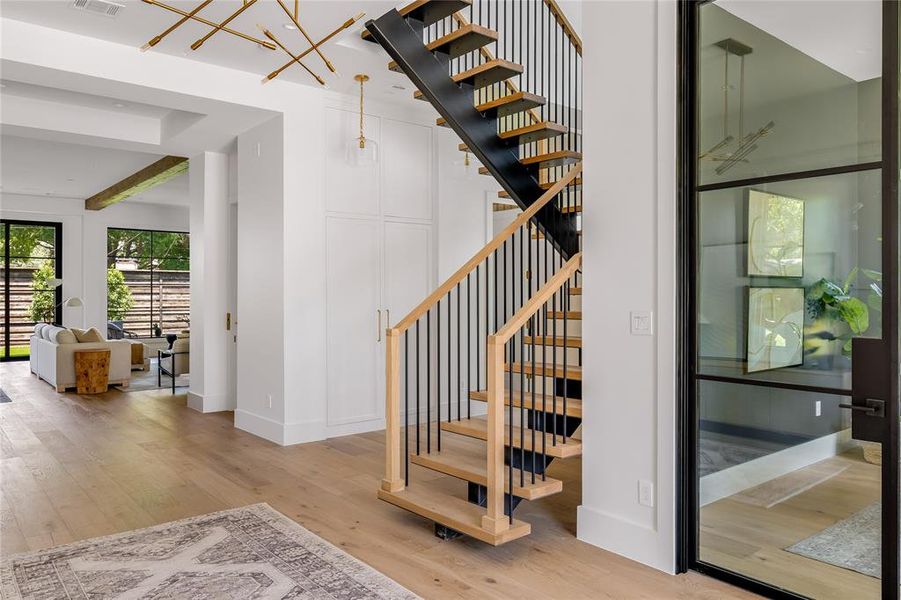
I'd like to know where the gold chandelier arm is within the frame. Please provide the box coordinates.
[258,26,325,86]
[275,0,336,73]
[141,0,276,50]
[265,12,364,82]
[141,0,212,51]
[190,0,259,51]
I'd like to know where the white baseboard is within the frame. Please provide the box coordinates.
[577,504,674,574]
[187,392,233,413]
[700,429,855,506]
[234,409,286,445]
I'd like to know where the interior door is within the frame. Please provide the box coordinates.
[683,2,900,598]
[326,216,383,427]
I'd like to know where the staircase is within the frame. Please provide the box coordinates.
[366,0,583,545]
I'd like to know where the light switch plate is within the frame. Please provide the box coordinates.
[630,311,653,336]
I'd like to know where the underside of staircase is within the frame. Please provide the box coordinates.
[366,0,583,545]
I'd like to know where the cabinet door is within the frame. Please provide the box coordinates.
[383,221,432,325]
[325,107,380,216]
[382,119,432,220]
[326,217,382,426]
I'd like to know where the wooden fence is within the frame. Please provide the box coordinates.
[3,268,190,348]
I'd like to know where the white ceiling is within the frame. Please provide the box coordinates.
[718,0,881,82]
[0,0,415,100]
[0,135,189,205]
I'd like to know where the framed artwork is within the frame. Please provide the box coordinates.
[747,190,804,277]
[746,287,804,373]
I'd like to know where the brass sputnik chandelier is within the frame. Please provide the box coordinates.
[140,0,364,87]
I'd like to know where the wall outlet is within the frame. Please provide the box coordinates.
[267,394,272,409]
[638,480,654,507]
[630,311,653,336]
[815,400,822,417]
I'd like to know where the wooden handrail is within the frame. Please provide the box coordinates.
[481,249,581,530]
[543,0,582,55]
[389,163,581,333]
[494,251,582,344]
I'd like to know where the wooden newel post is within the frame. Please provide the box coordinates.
[382,328,405,493]
[481,335,510,533]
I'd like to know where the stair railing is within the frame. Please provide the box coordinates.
[421,0,582,187]
[484,250,582,531]
[381,163,582,494]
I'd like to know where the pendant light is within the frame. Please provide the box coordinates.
[346,74,379,167]
[452,150,482,179]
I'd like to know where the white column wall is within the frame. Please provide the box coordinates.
[577,0,679,573]
[188,151,230,413]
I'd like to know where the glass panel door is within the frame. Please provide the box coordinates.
[687,2,898,598]
[1,221,62,361]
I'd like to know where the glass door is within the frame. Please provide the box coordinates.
[681,1,900,598]
[1,221,63,361]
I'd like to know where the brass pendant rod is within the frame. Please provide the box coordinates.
[190,0,259,51]
[258,26,325,86]
[294,0,299,20]
[141,0,276,50]
[358,75,365,147]
[142,0,212,51]
[265,12,364,81]
[275,0,335,73]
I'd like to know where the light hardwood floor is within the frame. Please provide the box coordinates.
[0,361,754,599]
[701,450,882,599]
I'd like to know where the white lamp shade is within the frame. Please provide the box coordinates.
[346,137,379,167]
[64,297,83,308]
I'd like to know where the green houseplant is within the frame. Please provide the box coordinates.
[806,267,881,356]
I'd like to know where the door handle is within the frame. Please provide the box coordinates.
[377,309,382,342]
[839,399,885,418]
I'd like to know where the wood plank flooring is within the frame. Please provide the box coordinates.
[0,361,753,599]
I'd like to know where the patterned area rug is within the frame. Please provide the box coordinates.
[698,432,787,477]
[115,359,189,393]
[786,502,880,578]
[1,503,419,599]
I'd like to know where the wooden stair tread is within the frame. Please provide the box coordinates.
[524,335,582,348]
[363,0,471,40]
[469,389,583,418]
[410,446,563,500]
[499,177,582,198]
[509,362,582,380]
[547,310,582,319]
[482,151,581,176]
[532,230,582,240]
[391,24,498,70]
[441,416,581,458]
[416,60,523,101]
[378,485,530,546]
[435,90,546,127]
[569,287,582,295]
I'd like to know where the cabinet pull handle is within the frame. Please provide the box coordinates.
[377,309,382,342]
[386,309,390,328]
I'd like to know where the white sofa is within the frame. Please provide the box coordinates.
[30,324,131,392]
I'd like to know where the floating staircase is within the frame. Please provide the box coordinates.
[366,0,583,545]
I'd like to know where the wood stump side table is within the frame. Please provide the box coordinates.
[130,341,147,371]
[75,349,111,395]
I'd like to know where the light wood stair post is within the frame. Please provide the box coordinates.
[481,334,509,534]
[382,328,404,493]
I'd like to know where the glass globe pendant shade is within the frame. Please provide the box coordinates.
[346,135,379,167]
[452,151,481,179]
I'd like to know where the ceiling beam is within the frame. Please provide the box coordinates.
[85,155,188,211]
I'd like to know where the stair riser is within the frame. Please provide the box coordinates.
[468,482,524,516]
[527,411,581,439]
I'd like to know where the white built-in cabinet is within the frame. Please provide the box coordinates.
[324,106,434,435]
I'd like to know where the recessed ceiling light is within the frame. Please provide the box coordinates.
[282,22,297,30]
[113,102,127,108]
[66,178,75,182]
[391,84,406,91]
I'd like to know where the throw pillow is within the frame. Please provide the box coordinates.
[70,327,88,342]
[53,329,78,345]
[81,327,104,343]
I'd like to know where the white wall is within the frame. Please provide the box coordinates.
[577,0,678,574]
[0,193,188,332]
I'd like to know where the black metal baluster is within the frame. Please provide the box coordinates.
[476,264,481,392]
[456,283,461,421]
[508,342,514,522]
[437,298,441,451]
[416,320,420,456]
[405,330,409,484]
[467,273,472,420]
[447,291,452,423]
[563,279,569,443]
[552,289,558,446]
[427,309,431,453]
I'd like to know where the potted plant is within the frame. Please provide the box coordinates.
[152,323,162,338]
[805,268,881,367]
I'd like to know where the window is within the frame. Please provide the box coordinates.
[1,220,62,361]
[107,228,189,339]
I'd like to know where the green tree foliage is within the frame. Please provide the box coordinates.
[107,229,189,271]
[107,267,135,321]
[29,262,57,323]
[4,224,55,267]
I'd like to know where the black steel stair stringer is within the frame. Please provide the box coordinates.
[365,10,579,260]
